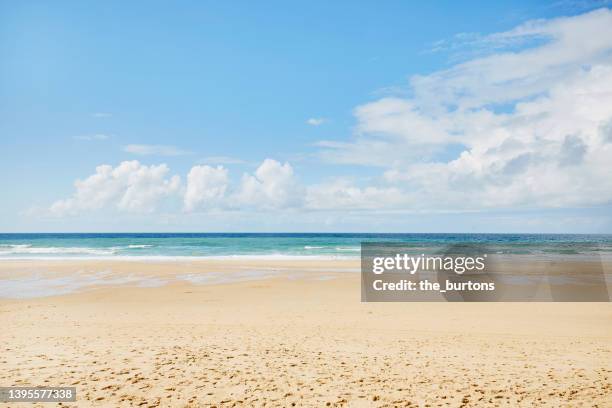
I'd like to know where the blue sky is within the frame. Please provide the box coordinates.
[2,1,612,232]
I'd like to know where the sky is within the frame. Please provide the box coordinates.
[1,0,612,233]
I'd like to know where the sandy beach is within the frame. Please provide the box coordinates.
[1,259,611,407]
[4,0,612,406]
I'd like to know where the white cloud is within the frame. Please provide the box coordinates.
[305,180,405,211]
[307,117,327,126]
[184,165,229,212]
[50,161,181,216]
[123,144,192,156]
[74,134,110,141]
[412,9,612,111]
[48,159,303,216]
[43,10,612,222]
[318,8,612,210]
[235,159,301,209]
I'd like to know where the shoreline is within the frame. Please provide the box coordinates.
[0,259,360,300]
[1,252,611,263]
[0,255,360,262]
[1,258,611,300]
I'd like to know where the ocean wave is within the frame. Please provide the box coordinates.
[0,244,32,249]
[0,254,357,261]
[304,246,325,249]
[335,246,360,252]
[107,244,155,251]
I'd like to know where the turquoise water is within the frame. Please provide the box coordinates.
[1,233,611,260]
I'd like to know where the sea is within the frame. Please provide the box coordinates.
[1,233,611,260]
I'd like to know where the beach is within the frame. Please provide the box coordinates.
[1,259,611,407]
[4,0,612,406]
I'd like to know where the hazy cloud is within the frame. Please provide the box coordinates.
[74,134,110,141]
[306,117,327,126]
[200,156,246,165]
[92,112,112,118]
[123,144,192,156]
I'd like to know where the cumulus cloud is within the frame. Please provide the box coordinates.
[318,8,612,210]
[48,159,305,216]
[123,144,192,156]
[235,159,301,209]
[184,165,229,212]
[50,161,181,216]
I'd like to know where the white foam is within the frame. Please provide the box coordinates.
[335,246,360,252]
[0,244,32,249]
[0,254,357,261]
[0,246,116,255]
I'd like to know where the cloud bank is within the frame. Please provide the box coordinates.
[319,8,612,210]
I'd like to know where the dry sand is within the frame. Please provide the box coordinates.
[1,259,611,407]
